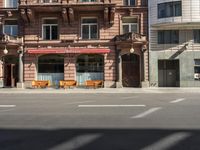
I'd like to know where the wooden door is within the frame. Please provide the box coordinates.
[122,54,140,87]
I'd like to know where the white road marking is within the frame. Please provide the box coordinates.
[66,101,95,105]
[131,107,161,119]
[0,105,16,108]
[121,96,137,99]
[170,98,185,103]
[50,134,101,150]
[78,105,146,108]
[141,132,191,150]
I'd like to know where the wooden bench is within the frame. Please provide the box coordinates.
[59,80,77,89]
[32,80,50,88]
[85,80,103,88]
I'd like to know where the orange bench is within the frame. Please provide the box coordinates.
[32,80,50,88]
[59,80,77,89]
[85,80,103,88]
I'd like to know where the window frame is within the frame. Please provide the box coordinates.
[42,18,58,40]
[121,17,139,34]
[157,30,179,44]
[158,1,182,19]
[3,19,18,36]
[124,0,136,6]
[194,59,200,80]
[5,0,18,8]
[81,17,98,40]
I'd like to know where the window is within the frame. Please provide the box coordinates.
[194,30,200,43]
[3,20,18,36]
[158,30,179,44]
[158,1,182,18]
[5,0,17,7]
[81,18,98,40]
[124,0,135,6]
[76,54,104,73]
[122,17,138,34]
[42,19,58,40]
[38,55,64,73]
[41,0,58,3]
[194,59,200,80]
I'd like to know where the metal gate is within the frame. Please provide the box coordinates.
[158,60,180,87]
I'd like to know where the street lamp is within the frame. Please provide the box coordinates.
[3,46,8,55]
[130,45,134,53]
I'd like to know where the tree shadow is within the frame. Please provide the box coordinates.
[0,128,199,150]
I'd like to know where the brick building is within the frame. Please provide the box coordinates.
[0,0,148,88]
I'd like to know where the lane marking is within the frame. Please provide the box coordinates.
[0,105,16,108]
[78,105,146,108]
[121,96,137,99]
[66,101,95,105]
[170,98,185,103]
[131,107,161,119]
[141,132,191,150]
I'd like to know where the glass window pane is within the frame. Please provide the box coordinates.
[4,26,11,35]
[158,3,166,18]
[194,30,200,43]
[123,25,129,34]
[130,0,135,6]
[51,25,58,40]
[131,24,137,33]
[166,2,173,17]
[158,31,164,44]
[164,31,171,44]
[174,1,182,16]
[43,26,50,40]
[12,25,18,36]
[82,25,89,39]
[124,0,128,5]
[195,60,200,66]
[171,30,179,43]
[90,25,97,39]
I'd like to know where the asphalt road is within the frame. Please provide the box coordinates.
[0,93,200,150]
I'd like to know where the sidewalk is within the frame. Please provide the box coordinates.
[0,87,200,93]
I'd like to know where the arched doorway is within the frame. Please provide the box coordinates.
[3,55,19,87]
[76,54,104,85]
[122,53,140,87]
[38,54,64,86]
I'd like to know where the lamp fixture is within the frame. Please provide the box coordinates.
[130,45,134,53]
[3,46,8,55]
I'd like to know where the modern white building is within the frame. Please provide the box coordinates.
[149,0,200,87]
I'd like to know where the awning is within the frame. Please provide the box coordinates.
[26,48,111,54]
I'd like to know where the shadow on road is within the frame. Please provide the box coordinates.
[0,128,199,150]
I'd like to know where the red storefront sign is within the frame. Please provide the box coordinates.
[26,48,111,54]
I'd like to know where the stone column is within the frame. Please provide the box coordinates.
[17,46,24,88]
[116,49,123,88]
[141,47,149,87]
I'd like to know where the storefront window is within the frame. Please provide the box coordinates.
[38,54,64,85]
[76,54,104,84]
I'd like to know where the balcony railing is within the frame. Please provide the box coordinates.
[115,32,146,42]
[0,34,23,44]
[19,0,111,5]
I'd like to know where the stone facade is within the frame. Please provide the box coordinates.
[0,0,148,88]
